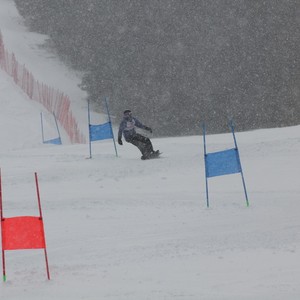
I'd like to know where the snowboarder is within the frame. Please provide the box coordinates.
[118,109,159,159]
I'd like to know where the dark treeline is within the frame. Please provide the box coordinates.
[14,0,300,135]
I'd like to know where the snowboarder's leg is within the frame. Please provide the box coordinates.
[133,134,154,158]
[128,134,155,159]
[128,136,146,155]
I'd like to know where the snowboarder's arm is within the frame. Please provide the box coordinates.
[118,121,125,140]
[134,118,152,133]
[134,118,147,129]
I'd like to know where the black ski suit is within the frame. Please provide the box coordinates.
[118,116,154,158]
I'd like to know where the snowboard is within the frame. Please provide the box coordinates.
[141,151,162,160]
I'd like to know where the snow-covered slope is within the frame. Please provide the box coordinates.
[0,1,300,299]
[0,0,90,136]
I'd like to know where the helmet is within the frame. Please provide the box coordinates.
[123,109,132,116]
[123,109,132,120]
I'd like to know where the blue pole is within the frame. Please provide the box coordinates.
[229,120,249,207]
[202,122,209,208]
[104,97,118,157]
[53,112,62,144]
[40,112,45,143]
[87,100,92,158]
[229,120,238,149]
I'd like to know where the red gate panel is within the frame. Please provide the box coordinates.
[2,216,46,250]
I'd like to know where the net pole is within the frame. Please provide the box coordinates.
[229,121,249,207]
[104,97,118,157]
[202,123,209,208]
[40,112,45,143]
[53,112,62,144]
[87,100,92,158]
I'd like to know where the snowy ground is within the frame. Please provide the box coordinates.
[1,1,300,299]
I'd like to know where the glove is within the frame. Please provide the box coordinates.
[145,126,152,133]
[118,138,123,145]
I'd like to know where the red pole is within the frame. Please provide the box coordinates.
[35,172,43,218]
[34,173,50,280]
[0,168,6,282]
[44,249,50,280]
[0,168,3,221]
[1,250,5,282]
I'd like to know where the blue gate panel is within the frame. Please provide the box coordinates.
[205,148,241,178]
[43,137,62,145]
[89,122,113,141]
